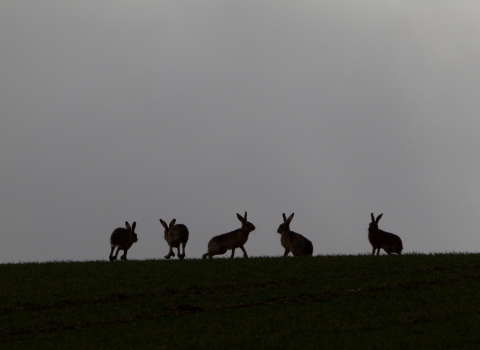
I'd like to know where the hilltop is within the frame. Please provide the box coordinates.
[1,253,479,349]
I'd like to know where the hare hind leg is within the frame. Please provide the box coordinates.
[121,248,129,261]
[176,246,182,259]
[111,246,121,261]
[164,246,175,259]
[395,243,403,255]
[204,247,227,259]
[109,246,117,261]
[386,243,403,255]
[179,243,186,259]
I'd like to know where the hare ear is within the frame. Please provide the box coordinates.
[125,221,132,231]
[283,213,287,223]
[169,219,176,229]
[376,213,383,223]
[237,213,245,223]
[286,213,294,224]
[371,213,375,222]
[244,211,248,221]
[131,222,136,232]
[159,219,168,230]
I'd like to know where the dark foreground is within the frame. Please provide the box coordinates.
[1,253,480,349]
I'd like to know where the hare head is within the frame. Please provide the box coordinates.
[125,221,138,243]
[277,213,294,234]
[369,213,383,233]
[237,211,255,232]
[159,218,176,236]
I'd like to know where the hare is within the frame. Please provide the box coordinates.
[368,213,403,255]
[109,221,138,261]
[277,213,313,257]
[202,212,255,259]
[160,218,189,260]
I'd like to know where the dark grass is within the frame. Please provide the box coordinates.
[1,253,480,349]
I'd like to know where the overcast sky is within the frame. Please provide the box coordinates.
[1,1,480,262]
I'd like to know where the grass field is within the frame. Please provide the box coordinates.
[1,253,480,349]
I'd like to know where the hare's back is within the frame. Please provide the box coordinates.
[291,232,313,256]
[386,232,403,248]
[171,224,189,244]
[208,230,237,249]
[380,230,401,244]
[110,228,129,246]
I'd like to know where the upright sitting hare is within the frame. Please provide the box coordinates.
[368,213,403,255]
[277,213,313,257]
[202,212,255,259]
[109,221,138,261]
[160,218,189,260]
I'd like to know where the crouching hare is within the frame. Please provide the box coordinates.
[109,221,138,261]
[368,213,403,255]
[202,212,255,259]
[277,213,313,257]
[160,218,189,260]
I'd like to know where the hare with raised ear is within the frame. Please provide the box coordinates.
[202,211,255,259]
[159,218,189,260]
[277,213,313,257]
[109,221,138,261]
[368,213,403,255]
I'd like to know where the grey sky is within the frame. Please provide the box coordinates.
[1,1,480,262]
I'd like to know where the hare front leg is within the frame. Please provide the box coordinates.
[283,248,290,257]
[240,246,248,258]
[203,247,227,259]
[230,248,236,259]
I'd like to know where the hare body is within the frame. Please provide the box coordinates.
[277,213,313,256]
[109,221,138,261]
[202,212,255,259]
[368,213,403,255]
[160,219,189,260]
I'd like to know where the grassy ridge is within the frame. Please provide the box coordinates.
[1,253,480,349]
